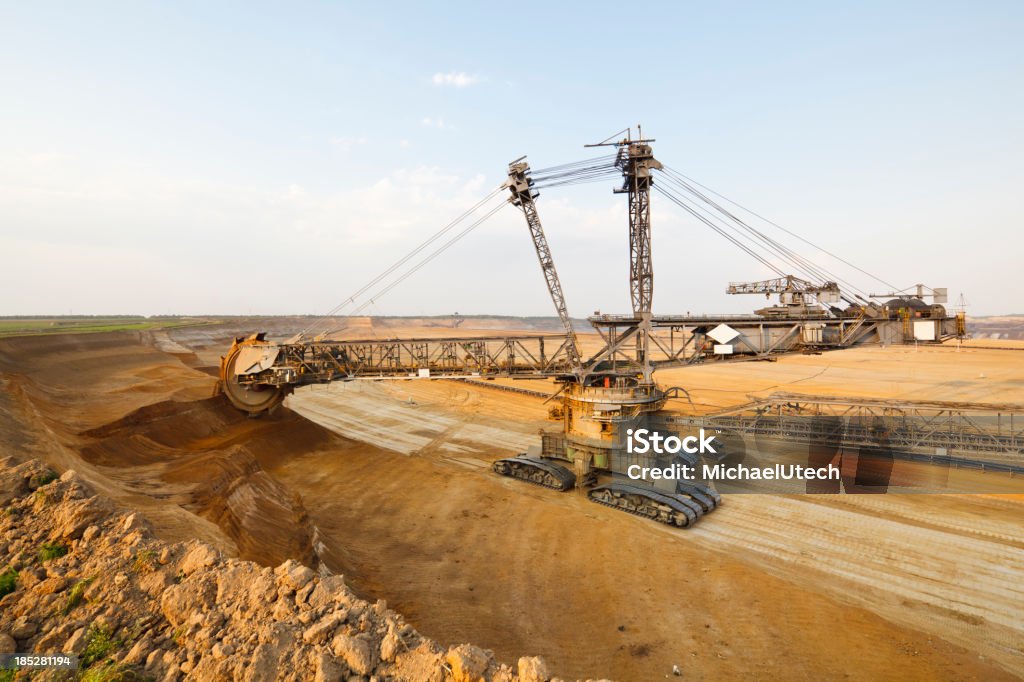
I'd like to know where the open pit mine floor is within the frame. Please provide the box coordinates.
[1,320,1023,681]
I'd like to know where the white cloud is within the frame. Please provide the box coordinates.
[420,117,454,130]
[329,136,368,151]
[431,71,482,88]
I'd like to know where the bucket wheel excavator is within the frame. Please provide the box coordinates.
[491,140,721,527]
[218,127,962,528]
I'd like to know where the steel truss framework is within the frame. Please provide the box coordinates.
[665,392,1024,460]
[237,334,577,387]
[582,313,958,374]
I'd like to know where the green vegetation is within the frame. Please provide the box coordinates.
[0,666,14,682]
[0,316,218,339]
[79,660,135,682]
[131,549,157,574]
[80,624,122,668]
[0,566,18,598]
[63,576,94,614]
[38,541,68,562]
[30,469,59,487]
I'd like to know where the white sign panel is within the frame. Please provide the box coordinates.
[708,324,740,344]
[714,344,734,355]
[913,320,936,341]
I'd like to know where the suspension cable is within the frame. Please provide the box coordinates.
[350,201,508,315]
[655,169,869,301]
[662,165,900,293]
[299,186,505,338]
[654,183,789,277]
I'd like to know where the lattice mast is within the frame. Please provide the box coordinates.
[505,158,583,374]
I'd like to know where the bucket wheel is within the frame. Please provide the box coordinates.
[219,339,286,415]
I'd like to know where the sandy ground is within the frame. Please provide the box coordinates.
[1,321,1022,680]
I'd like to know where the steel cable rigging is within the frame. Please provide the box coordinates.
[299,186,507,338]
[658,166,897,297]
[653,168,879,304]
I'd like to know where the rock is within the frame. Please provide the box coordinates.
[11,617,38,640]
[124,637,153,665]
[492,667,515,682]
[50,495,111,541]
[62,627,88,655]
[37,576,69,594]
[179,542,219,575]
[283,563,316,592]
[212,642,235,659]
[380,628,402,663]
[144,648,165,676]
[446,644,490,682]
[160,662,181,682]
[93,612,119,632]
[313,651,347,682]
[114,572,129,587]
[160,576,217,627]
[81,525,100,545]
[295,580,316,607]
[0,633,16,653]
[123,512,144,531]
[303,612,345,645]
[247,642,289,682]
[158,547,172,565]
[518,656,551,682]
[331,633,377,676]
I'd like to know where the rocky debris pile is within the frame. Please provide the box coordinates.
[0,457,607,682]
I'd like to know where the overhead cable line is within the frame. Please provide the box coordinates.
[662,165,900,293]
[350,200,508,315]
[300,185,506,338]
[655,169,869,302]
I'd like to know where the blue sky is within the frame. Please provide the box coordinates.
[1,1,1021,316]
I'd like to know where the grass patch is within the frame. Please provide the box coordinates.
[171,625,186,646]
[30,469,59,487]
[63,576,94,614]
[131,549,157,574]
[80,624,122,668]
[79,660,135,682]
[38,541,68,562]
[0,566,17,598]
[0,316,217,339]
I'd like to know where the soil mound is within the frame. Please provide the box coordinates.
[0,457,563,682]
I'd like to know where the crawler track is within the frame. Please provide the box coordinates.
[676,482,722,512]
[493,455,576,491]
[588,482,721,527]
